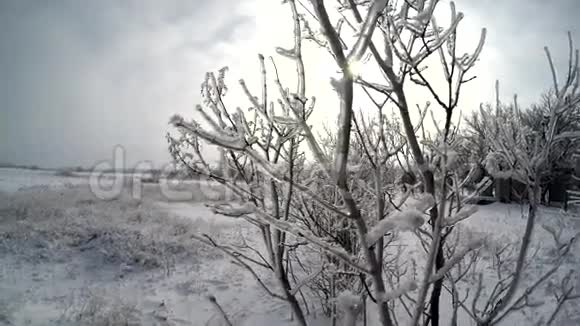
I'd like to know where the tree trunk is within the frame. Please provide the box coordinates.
[425,170,444,326]
[429,244,445,326]
[277,264,308,326]
[270,180,307,326]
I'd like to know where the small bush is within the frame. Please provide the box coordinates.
[59,287,139,326]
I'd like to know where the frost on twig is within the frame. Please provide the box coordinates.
[365,194,434,246]
[430,239,484,283]
[378,280,418,303]
[346,0,389,65]
[365,208,426,246]
[290,266,325,296]
[207,202,256,218]
[252,208,369,273]
[444,205,478,227]
[170,114,247,151]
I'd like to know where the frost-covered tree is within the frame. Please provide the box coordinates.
[168,1,579,325]
[475,33,580,325]
[519,90,580,191]
[464,81,580,202]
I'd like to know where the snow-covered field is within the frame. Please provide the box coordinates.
[0,168,579,325]
[0,168,299,325]
[0,168,87,193]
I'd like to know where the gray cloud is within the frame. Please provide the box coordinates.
[460,0,580,104]
[0,0,252,168]
[0,0,578,168]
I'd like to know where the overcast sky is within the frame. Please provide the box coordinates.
[0,0,579,169]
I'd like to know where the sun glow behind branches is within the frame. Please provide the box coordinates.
[348,59,365,78]
[222,0,491,138]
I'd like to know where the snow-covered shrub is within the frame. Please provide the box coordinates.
[59,287,139,326]
[0,187,210,272]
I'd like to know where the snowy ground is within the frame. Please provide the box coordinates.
[0,168,579,325]
[0,168,86,193]
[0,168,314,325]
